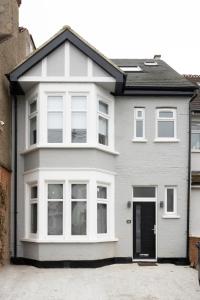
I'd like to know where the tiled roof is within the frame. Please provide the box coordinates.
[184,75,200,111]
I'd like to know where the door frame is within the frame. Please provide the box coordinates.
[132,186,157,262]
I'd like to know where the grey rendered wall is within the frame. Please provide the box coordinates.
[114,96,190,258]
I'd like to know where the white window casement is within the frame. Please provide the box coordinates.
[97,184,108,235]
[47,95,64,144]
[28,99,37,146]
[163,186,180,218]
[155,108,177,142]
[191,121,200,151]
[98,100,109,146]
[47,183,64,236]
[133,108,146,142]
[29,184,38,235]
[70,183,87,235]
[24,169,115,242]
[71,96,87,143]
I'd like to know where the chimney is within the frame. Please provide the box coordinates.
[154,54,161,60]
[16,0,21,6]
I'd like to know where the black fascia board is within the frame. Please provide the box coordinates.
[8,29,124,94]
[124,85,197,92]
[116,90,195,96]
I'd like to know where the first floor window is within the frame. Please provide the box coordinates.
[165,186,177,215]
[71,183,87,235]
[191,121,200,150]
[97,185,108,234]
[47,183,63,235]
[71,96,87,143]
[134,108,145,139]
[29,99,37,146]
[156,109,176,139]
[98,101,109,146]
[47,96,63,143]
[30,185,38,234]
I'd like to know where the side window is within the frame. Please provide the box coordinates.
[156,109,176,140]
[30,185,38,234]
[47,96,64,143]
[97,185,108,234]
[165,186,177,215]
[191,121,200,150]
[29,99,37,146]
[98,101,109,146]
[134,108,145,140]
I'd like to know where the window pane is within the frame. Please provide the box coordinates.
[30,117,37,145]
[48,184,63,199]
[167,189,174,212]
[192,133,200,150]
[48,112,63,129]
[47,96,63,111]
[133,187,155,198]
[137,111,142,118]
[31,186,37,199]
[99,116,108,145]
[97,203,107,234]
[71,202,86,235]
[99,101,108,114]
[48,202,63,235]
[48,129,63,143]
[31,203,37,234]
[71,96,87,111]
[136,120,143,137]
[192,122,200,131]
[97,186,107,199]
[30,101,37,114]
[158,121,174,138]
[71,184,87,199]
[72,129,87,143]
[159,111,173,118]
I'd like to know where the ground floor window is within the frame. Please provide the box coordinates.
[97,185,108,234]
[30,185,38,234]
[164,186,177,216]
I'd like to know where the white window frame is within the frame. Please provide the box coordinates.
[97,183,109,236]
[29,183,38,237]
[70,181,88,238]
[47,94,65,145]
[133,108,146,141]
[46,182,65,238]
[98,100,110,147]
[155,108,177,141]
[164,186,178,217]
[70,95,88,144]
[191,120,200,151]
[28,98,38,147]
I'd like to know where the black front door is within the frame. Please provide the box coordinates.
[133,202,156,259]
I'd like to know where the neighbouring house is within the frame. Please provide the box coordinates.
[7,26,197,267]
[184,75,200,267]
[0,0,34,265]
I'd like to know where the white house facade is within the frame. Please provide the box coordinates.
[8,27,196,267]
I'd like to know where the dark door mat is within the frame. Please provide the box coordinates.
[138,262,158,266]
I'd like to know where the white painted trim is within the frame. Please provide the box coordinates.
[23,167,117,176]
[132,139,147,143]
[162,215,180,219]
[155,108,177,140]
[21,238,119,243]
[133,107,145,140]
[164,186,178,216]
[154,139,180,143]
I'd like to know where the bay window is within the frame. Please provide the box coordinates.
[47,183,63,235]
[29,99,37,146]
[98,101,109,146]
[191,121,200,150]
[30,185,38,234]
[97,185,108,234]
[47,96,64,143]
[71,96,87,143]
[156,109,176,140]
[71,183,87,235]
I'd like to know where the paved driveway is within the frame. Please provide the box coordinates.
[0,263,199,300]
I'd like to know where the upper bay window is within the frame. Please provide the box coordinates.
[47,96,64,143]
[191,121,200,150]
[29,99,37,146]
[133,108,145,141]
[156,108,177,140]
[71,96,87,143]
[98,101,109,146]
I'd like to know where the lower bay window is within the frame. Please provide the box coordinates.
[25,170,114,241]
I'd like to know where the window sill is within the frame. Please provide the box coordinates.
[162,215,180,219]
[21,145,120,156]
[21,238,119,243]
[132,139,147,143]
[154,139,180,143]
[191,150,200,153]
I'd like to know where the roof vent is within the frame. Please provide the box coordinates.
[154,54,161,60]
[120,66,142,72]
[144,60,158,66]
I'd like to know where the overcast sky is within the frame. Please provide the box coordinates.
[19,0,200,75]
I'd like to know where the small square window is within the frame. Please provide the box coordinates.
[31,186,38,199]
[48,184,63,199]
[71,184,87,199]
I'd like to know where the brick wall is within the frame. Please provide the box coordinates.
[189,236,200,267]
[0,167,11,265]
